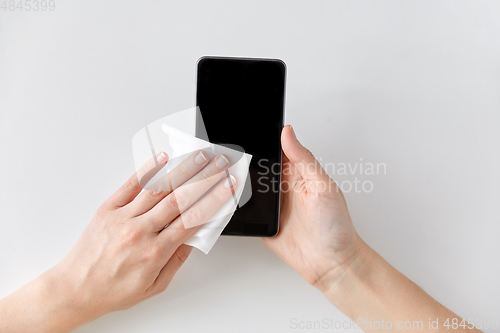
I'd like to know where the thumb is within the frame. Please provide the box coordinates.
[281,125,328,181]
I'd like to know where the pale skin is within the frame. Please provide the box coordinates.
[0,125,481,332]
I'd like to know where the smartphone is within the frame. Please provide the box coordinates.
[196,56,286,237]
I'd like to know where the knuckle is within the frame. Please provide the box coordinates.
[165,229,183,244]
[182,207,202,228]
[94,206,108,221]
[297,149,314,165]
[169,191,186,211]
[198,169,212,183]
[121,227,142,246]
[146,189,165,199]
[124,176,139,190]
[304,149,315,163]
[146,246,163,262]
[177,163,190,178]
[162,226,185,245]
[167,193,179,210]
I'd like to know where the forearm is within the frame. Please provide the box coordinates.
[0,268,94,333]
[323,236,481,332]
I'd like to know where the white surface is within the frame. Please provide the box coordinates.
[1,1,499,332]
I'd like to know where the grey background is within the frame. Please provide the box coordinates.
[1,1,499,332]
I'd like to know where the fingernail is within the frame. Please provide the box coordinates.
[216,155,229,169]
[289,125,297,140]
[194,151,208,164]
[224,175,236,188]
[157,152,168,164]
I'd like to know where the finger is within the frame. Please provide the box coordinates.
[129,150,210,216]
[149,244,193,295]
[282,149,290,164]
[142,154,231,230]
[281,125,328,181]
[158,174,237,248]
[104,152,169,209]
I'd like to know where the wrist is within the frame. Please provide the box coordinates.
[36,266,100,332]
[319,237,476,332]
[0,267,96,333]
[319,235,385,318]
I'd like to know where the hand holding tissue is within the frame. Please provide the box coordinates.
[132,108,252,254]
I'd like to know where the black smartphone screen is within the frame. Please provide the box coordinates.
[196,57,286,237]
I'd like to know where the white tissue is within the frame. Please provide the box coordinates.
[132,108,252,254]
